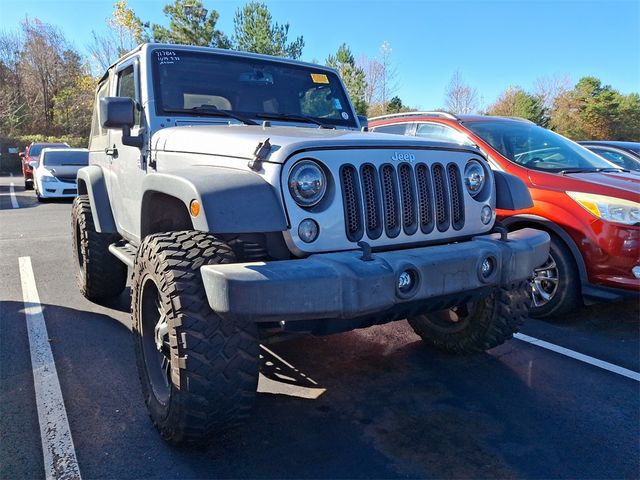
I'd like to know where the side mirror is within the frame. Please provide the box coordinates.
[100,97,135,128]
[19,152,25,158]
[100,97,143,148]
[29,160,38,168]
[358,115,369,132]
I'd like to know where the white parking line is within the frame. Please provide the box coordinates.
[514,333,640,382]
[19,257,82,480]
[9,182,19,208]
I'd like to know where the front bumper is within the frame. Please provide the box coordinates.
[201,228,549,322]
[39,181,78,198]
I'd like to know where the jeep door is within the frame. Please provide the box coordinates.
[108,59,146,243]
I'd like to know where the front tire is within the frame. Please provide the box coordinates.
[24,178,33,190]
[131,231,259,447]
[71,195,127,301]
[407,281,530,354]
[530,235,581,318]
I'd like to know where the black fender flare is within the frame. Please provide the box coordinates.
[500,214,588,285]
[76,165,117,233]
[141,168,288,234]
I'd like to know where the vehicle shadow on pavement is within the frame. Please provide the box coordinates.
[3,300,638,479]
[0,183,74,210]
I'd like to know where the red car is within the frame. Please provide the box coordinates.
[20,142,69,189]
[369,112,640,317]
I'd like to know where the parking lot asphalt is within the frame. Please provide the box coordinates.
[0,174,638,479]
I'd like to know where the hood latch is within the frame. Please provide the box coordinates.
[248,138,272,171]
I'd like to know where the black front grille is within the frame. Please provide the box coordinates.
[56,176,77,184]
[62,189,77,195]
[340,161,464,241]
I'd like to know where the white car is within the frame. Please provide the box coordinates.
[33,148,88,201]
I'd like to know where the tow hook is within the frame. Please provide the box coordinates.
[491,224,509,241]
[358,241,373,261]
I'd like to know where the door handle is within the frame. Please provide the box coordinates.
[105,146,118,157]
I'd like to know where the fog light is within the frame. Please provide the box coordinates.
[481,205,493,225]
[481,257,495,278]
[398,271,413,292]
[633,266,640,279]
[298,219,319,243]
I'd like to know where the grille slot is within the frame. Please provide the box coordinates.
[398,163,418,235]
[432,163,450,232]
[415,163,434,234]
[360,164,383,239]
[339,161,464,242]
[340,165,363,242]
[448,163,465,230]
[380,164,401,238]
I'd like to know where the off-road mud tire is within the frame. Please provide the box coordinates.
[131,231,259,447]
[71,195,127,300]
[408,280,530,354]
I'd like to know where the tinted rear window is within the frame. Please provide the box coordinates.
[29,144,67,156]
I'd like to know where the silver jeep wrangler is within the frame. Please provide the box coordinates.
[73,43,549,446]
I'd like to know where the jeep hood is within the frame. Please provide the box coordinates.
[151,125,477,163]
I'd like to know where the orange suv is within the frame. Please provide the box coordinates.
[369,112,640,318]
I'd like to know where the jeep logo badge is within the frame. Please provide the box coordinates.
[391,152,415,162]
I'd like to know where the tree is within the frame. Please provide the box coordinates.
[0,30,28,136]
[109,0,148,52]
[233,2,304,59]
[387,96,403,114]
[19,17,78,133]
[378,40,398,112]
[487,86,546,125]
[151,0,230,48]
[533,74,571,113]
[549,77,638,140]
[53,72,94,137]
[444,71,479,114]
[87,1,148,75]
[326,43,367,115]
[357,54,383,106]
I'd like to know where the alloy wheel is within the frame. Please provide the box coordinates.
[140,277,171,405]
[531,254,559,307]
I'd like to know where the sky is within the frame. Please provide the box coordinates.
[1,0,638,110]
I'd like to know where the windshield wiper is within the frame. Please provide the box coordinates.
[559,167,627,174]
[164,106,258,126]
[255,112,335,129]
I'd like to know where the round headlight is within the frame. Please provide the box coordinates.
[288,160,327,207]
[464,160,485,197]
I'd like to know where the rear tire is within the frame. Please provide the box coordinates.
[408,280,530,354]
[530,235,581,319]
[131,231,259,447]
[24,179,33,190]
[71,195,127,301]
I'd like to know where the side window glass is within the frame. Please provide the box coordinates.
[415,122,471,145]
[371,123,408,135]
[592,149,625,168]
[117,65,141,126]
[89,80,110,151]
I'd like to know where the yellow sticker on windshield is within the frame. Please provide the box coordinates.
[311,73,329,84]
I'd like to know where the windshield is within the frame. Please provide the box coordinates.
[464,121,620,172]
[30,144,67,157]
[43,150,88,166]
[151,48,357,128]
